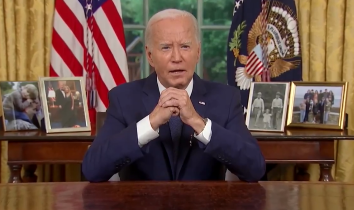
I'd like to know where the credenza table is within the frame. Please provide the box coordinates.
[1,128,353,183]
[1,181,354,210]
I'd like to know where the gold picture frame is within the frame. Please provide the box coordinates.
[0,81,43,132]
[287,81,348,130]
[245,82,290,132]
[38,77,91,133]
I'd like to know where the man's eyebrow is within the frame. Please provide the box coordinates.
[159,43,171,46]
[158,42,192,47]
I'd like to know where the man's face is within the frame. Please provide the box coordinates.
[21,89,29,99]
[58,81,65,90]
[145,16,200,89]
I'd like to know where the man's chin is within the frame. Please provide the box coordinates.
[167,79,189,89]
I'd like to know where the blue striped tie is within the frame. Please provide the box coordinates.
[169,116,183,168]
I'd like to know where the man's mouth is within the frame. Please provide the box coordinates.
[169,69,186,74]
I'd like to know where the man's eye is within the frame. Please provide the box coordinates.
[181,45,190,49]
[162,46,170,50]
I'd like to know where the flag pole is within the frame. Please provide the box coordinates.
[85,0,97,128]
[261,0,270,82]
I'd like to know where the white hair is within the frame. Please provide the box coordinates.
[145,9,200,48]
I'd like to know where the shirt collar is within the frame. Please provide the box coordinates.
[157,77,193,97]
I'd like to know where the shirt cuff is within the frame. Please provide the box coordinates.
[136,115,159,147]
[194,118,212,145]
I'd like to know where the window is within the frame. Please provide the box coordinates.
[122,0,234,84]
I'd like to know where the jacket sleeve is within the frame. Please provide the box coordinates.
[82,90,145,182]
[202,88,266,182]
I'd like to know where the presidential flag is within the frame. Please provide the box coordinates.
[49,0,129,126]
[227,0,302,109]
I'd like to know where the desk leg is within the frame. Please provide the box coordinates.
[319,163,333,181]
[23,165,37,182]
[8,164,23,183]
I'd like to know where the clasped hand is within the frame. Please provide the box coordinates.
[149,87,202,131]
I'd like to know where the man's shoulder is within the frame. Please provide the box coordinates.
[9,90,21,99]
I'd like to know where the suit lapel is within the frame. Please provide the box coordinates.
[176,74,207,179]
[142,73,159,115]
[142,73,175,178]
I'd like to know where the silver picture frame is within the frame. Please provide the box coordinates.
[245,82,290,132]
[38,77,91,133]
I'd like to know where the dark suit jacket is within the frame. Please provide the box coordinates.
[82,73,265,182]
[54,89,65,106]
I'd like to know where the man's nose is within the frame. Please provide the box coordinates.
[171,47,182,63]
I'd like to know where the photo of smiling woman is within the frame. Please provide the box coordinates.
[0,81,43,131]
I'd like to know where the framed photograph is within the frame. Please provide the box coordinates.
[0,81,44,131]
[246,82,290,132]
[287,82,348,130]
[38,77,91,133]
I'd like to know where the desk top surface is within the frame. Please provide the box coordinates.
[0,128,353,141]
[1,181,353,210]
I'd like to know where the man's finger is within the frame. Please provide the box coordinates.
[160,88,186,99]
[162,99,180,108]
[158,93,179,106]
[169,107,179,116]
[159,88,189,106]
[158,90,184,106]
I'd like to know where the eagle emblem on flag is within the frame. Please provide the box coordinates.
[229,0,301,90]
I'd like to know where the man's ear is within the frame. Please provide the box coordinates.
[145,45,155,68]
[196,42,201,63]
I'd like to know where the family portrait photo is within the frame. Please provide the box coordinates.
[0,81,43,131]
[246,82,290,132]
[288,82,348,129]
[39,77,91,133]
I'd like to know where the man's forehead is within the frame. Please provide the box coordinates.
[152,18,194,33]
[154,27,194,37]
[154,32,195,45]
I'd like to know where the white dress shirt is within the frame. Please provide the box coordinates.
[271,98,283,109]
[136,77,212,147]
[252,98,264,112]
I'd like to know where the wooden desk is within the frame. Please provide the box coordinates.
[1,129,353,183]
[1,181,354,210]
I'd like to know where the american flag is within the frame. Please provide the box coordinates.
[244,0,268,80]
[49,0,128,125]
[245,44,266,77]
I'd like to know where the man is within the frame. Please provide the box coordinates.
[54,81,65,108]
[271,92,282,129]
[251,92,264,127]
[323,89,329,99]
[53,80,68,127]
[318,97,326,124]
[304,89,310,100]
[319,90,323,101]
[82,9,265,182]
[304,97,311,122]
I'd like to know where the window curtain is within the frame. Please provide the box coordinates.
[268,0,354,182]
[0,0,80,183]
